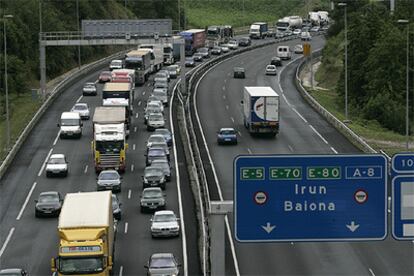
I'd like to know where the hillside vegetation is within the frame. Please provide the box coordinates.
[317,0,413,136]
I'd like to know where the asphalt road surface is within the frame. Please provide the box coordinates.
[194,35,414,275]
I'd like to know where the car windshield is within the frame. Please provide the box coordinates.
[220,129,236,135]
[150,257,175,269]
[153,91,166,98]
[149,149,165,157]
[39,194,59,203]
[154,213,176,222]
[61,118,79,126]
[148,136,165,144]
[149,114,164,121]
[59,257,104,274]
[85,83,95,87]
[155,129,170,136]
[49,157,65,164]
[99,172,119,180]
[152,162,169,170]
[143,189,162,198]
[267,66,276,70]
[73,105,87,110]
[145,168,163,177]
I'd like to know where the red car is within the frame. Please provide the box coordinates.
[98,71,112,83]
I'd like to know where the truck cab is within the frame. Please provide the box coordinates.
[58,112,82,139]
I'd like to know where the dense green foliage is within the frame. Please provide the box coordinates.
[185,0,329,28]
[320,0,413,134]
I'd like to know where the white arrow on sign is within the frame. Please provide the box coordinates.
[261,222,276,234]
[346,221,360,232]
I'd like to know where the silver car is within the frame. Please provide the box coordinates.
[151,159,171,182]
[152,89,168,106]
[147,113,166,131]
[143,166,166,189]
[145,253,180,276]
[147,134,167,148]
[148,141,170,159]
[45,154,68,177]
[140,187,166,213]
[265,65,277,75]
[71,103,90,120]
[97,170,122,193]
[82,82,97,96]
[150,210,180,238]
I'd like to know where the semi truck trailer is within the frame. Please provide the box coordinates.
[51,191,115,276]
[242,86,280,136]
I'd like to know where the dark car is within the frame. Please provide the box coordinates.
[217,127,238,145]
[34,191,63,218]
[185,57,195,67]
[82,82,97,96]
[238,37,251,46]
[0,269,29,276]
[211,46,222,55]
[151,159,172,182]
[233,67,245,79]
[270,57,282,67]
[143,166,167,190]
[98,71,112,83]
[140,187,166,213]
[145,253,180,276]
[97,170,122,193]
[146,147,168,166]
[154,128,173,147]
[112,194,122,221]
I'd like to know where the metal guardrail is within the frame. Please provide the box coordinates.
[295,50,378,154]
[0,50,128,180]
[40,31,176,41]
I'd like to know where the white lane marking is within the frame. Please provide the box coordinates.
[53,131,61,146]
[226,105,229,110]
[222,86,225,91]
[118,266,123,276]
[131,164,134,172]
[138,101,141,106]
[331,147,338,154]
[128,189,132,199]
[147,83,151,87]
[290,242,294,245]
[247,148,252,154]
[124,222,128,234]
[75,95,83,103]
[143,91,146,95]
[282,93,291,107]
[131,106,134,111]
[16,182,37,220]
[171,81,188,276]
[230,117,235,123]
[369,268,375,276]
[84,165,88,174]
[194,57,245,276]
[133,144,136,151]
[309,125,329,144]
[0,227,15,258]
[38,148,53,176]
[94,80,98,84]
[223,95,226,100]
[135,113,138,118]
[134,127,137,132]
[288,145,294,152]
[237,131,242,137]
[224,79,227,83]
[292,108,308,123]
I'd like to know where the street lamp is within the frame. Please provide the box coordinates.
[338,2,349,123]
[397,19,410,150]
[3,14,13,151]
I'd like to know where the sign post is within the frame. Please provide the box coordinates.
[391,153,414,240]
[234,154,387,242]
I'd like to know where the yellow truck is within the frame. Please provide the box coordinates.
[51,191,115,276]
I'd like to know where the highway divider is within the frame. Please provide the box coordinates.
[0,50,127,180]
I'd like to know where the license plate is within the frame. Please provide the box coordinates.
[44,211,52,214]
[67,132,73,136]
[149,205,157,209]
[225,138,231,141]
[53,171,60,174]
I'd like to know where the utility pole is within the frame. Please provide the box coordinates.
[76,0,81,69]
[3,15,14,150]
[338,3,349,123]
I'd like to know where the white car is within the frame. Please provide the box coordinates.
[46,154,68,177]
[71,103,90,120]
[152,89,168,106]
[146,134,167,148]
[294,44,304,54]
[150,210,180,238]
[265,65,277,75]
[300,31,312,41]
[109,59,123,70]
[220,45,230,53]
[293,29,302,35]
[82,82,97,96]
[147,113,166,131]
[227,40,239,50]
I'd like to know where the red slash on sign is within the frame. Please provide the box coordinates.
[354,189,368,204]
[254,191,268,205]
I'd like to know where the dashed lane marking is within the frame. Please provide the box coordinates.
[0,227,15,258]
[134,127,137,132]
[288,145,294,152]
[309,125,329,144]
[76,95,83,103]
[292,108,307,123]
[124,222,128,234]
[128,189,132,199]
[230,117,235,123]
[38,148,53,176]
[16,182,37,220]
[331,147,338,154]
[247,148,252,154]
[133,144,136,150]
[131,164,134,172]
[84,165,88,174]
[53,131,60,146]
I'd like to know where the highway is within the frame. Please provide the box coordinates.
[194,35,414,275]
[0,64,201,275]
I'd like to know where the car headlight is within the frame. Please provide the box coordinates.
[160,177,165,183]
[144,178,148,183]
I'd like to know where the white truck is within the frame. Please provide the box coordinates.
[309,12,321,26]
[276,16,303,32]
[58,112,82,139]
[242,86,280,136]
[317,11,329,25]
[249,22,268,39]
[139,44,164,73]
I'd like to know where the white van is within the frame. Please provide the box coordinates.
[58,112,82,138]
[276,46,292,60]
